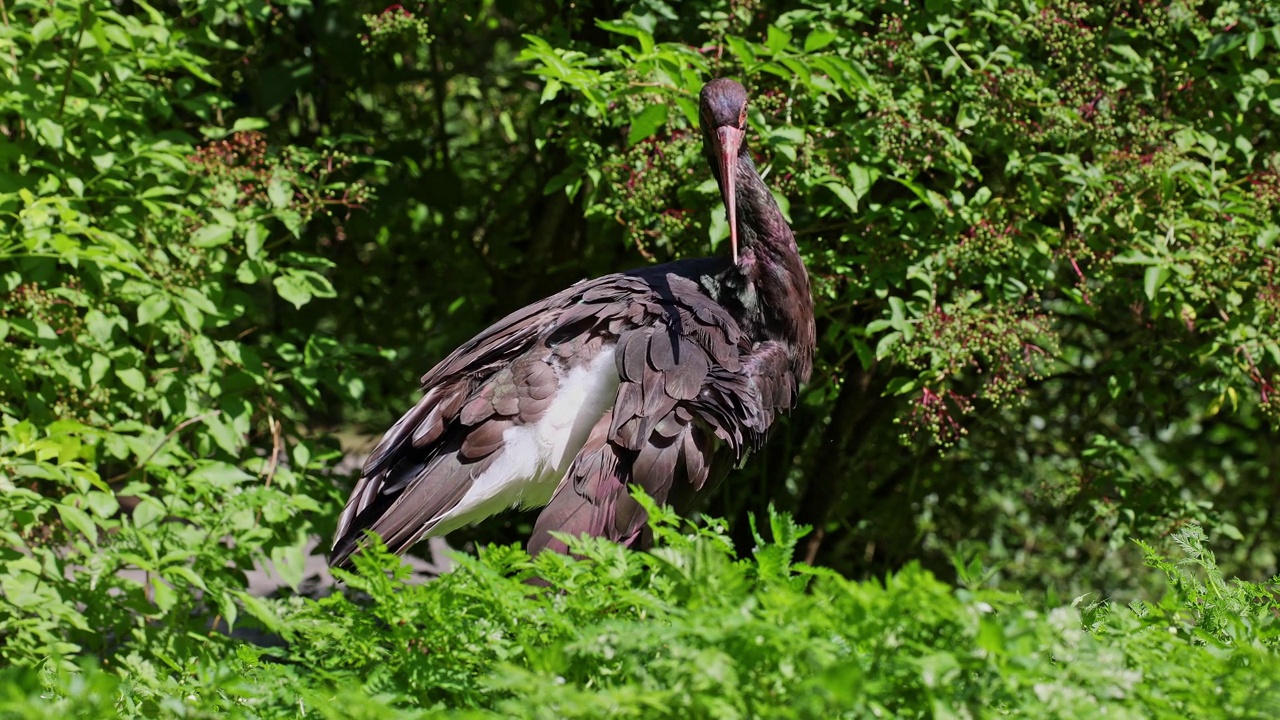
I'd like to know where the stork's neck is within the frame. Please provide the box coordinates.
[716,149,816,383]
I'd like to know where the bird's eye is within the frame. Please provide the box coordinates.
[738,108,747,127]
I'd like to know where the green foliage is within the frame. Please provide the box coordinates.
[512,0,1280,590]
[3,0,1280,715]
[4,505,1280,717]
[0,0,360,676]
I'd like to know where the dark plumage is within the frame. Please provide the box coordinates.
[330,78,815,567]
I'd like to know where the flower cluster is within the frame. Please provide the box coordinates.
[951,218,1021,267]
[900,386,975,447]
[600,131,700,258]
[874,106,948,175]
[361,4,431,51]
[188,131,373,229]
[898,301,1058,445]
[1249,169,1280,209]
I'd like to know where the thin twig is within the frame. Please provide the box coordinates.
[254,416,285,526]
[263,415,282,489]
[943,38,973,74]
[58,9,89,120]
[107,411,221,483]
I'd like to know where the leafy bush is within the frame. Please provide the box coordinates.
[3,0,1280,716]
[1,0,360,673]
[514,0,1280,589]
[3,503,1279,718]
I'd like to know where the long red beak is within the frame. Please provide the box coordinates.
[715,126,745,264]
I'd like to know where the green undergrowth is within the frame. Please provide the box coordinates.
[4,500,1278,719]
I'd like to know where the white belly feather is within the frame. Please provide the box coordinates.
[425,347,619,537]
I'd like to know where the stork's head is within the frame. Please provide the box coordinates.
[699,78,749,264]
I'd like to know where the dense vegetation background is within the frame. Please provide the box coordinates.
[2,0,1279,716]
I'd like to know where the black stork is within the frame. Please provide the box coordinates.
[330,78,815,567]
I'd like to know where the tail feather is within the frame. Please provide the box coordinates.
[528,404,720,557]
[329,442,491,568]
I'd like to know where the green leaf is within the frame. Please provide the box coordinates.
[136,294,171,325]
[116,368,147,394]
[628,104,669,146]
[875,330,902,359]
[205,417,242,455]
[267,175,292,210]
[88,354,110,386]
[540,77,561,104]
[191,224,234,248]
[1143,265,1171,301]
[151,577,178,613]
[1247,31,1266,59]
[1219,523,1244,541]
[31,17,58,45]
[270,541,306,592]
[804,29,838,52]
[766,25,792,54]
[245,223,266,259]
[34,118,65,149]
[133,498,165,529]
[232,117,269,132]
[595,20,655,54]
[708,204,729,251]
[274,269,335,309]
[56,504,98,546]
[725,35,757,64]
[885,376,920,396]
[233,591,283,632]
[822,180,860,213]
[191,336,218,373]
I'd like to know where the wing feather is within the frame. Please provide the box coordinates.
[334,260,806,569]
